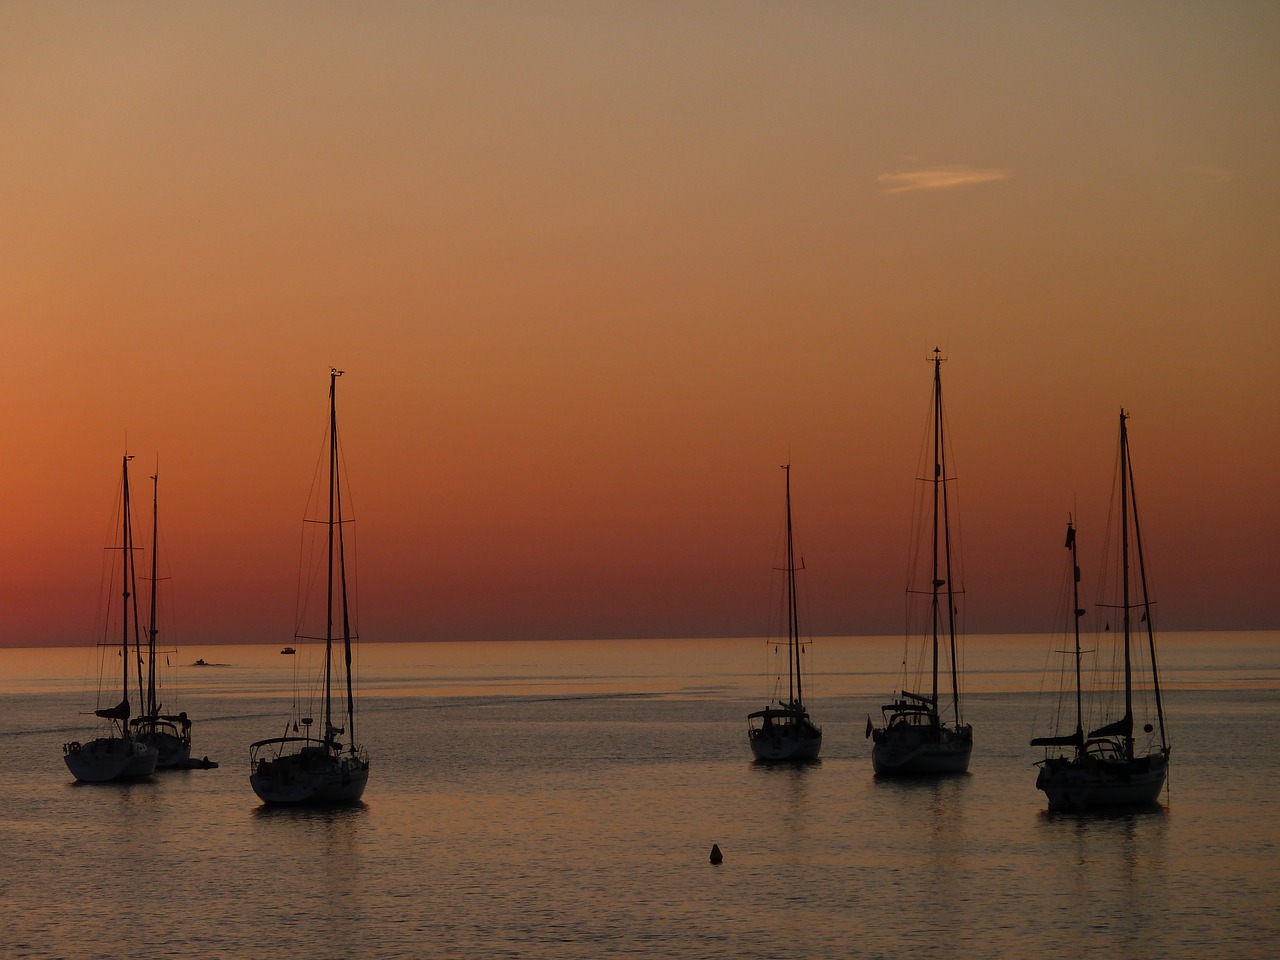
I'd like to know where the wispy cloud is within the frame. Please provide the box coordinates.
[877,166,1011,194]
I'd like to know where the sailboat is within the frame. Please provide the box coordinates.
[747,464,822,762]
[129,469,195,769]
[250,369,370,804]
[868,348,973,776]
[1031,411,1170,812]
[63,454,160,782]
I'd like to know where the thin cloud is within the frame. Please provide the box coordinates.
[878,166,1011,193]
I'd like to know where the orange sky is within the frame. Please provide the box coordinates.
[2,3,1278,646]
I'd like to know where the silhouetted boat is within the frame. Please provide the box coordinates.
[250,369,370,804]
[747,464,822,762]
[869,348,972,776]
[1031,411,1170,812]
[129,469,195,769]
[63,454,159,783]
[280,647,296,655]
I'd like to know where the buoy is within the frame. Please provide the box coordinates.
[710,843,723,865]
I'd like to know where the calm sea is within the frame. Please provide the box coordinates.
[2,633,1277,960]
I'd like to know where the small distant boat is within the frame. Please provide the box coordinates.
[1031,410,1170,812]
[129,469,195,769]
[193,658,208,666]
[280,647,296,655]
[747,464,822,763]
[869,348,973,776]
[250,369,370,805]
[63,454,159,783]
[176,756,219,770]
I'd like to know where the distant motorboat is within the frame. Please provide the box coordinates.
[747,464,822,763]
[63,454,159,783]
[250,369,370,805]
[280,647,296,655]
[1031,411,1170,812]
[193,658,208,666]
[175,756,219,770]
[869,348,973,777]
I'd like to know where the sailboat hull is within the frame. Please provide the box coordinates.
[749,729,822,763]
[250,747,370,805]
[1035,751,1168,812]
[871,724,972,777]
[64,737,159,783]
[141,729,192,769]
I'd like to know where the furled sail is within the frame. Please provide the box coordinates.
[94,699,131,721]
[1088,714,1132,741]
[1030,728,1084,749]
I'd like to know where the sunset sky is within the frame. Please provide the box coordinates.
[2,2,1277,647]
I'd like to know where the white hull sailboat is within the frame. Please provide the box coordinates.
[130,469,195,770]
[1038,747,1168,812]
[1032,411,1170,813]
[250,369,370,805]
[748,464,822,763]
[869,349,972,777]
[65,736,159,783]
[869,706,972,775]
[251,746,370,805]
[64,454,159,783]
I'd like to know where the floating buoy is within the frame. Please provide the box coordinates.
[710,843,723,865]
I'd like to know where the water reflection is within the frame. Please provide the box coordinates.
[246,802,368,948]
[250,800,369,821]
[1030,803,1170,958]
[7,637,1275,960]
[743,758,820,868]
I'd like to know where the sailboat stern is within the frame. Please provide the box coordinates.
[747,705,822,762]
[132,716,193,769]
[870,706,972,776]
[250,739,370,805]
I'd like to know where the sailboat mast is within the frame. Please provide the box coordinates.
[323,369,341,742]
[1067,518,1084,754]
[783,464,801,707]
[146,470,159,717]
[1125,419,1169,753]
[336,373,357,751]
[936,353,961,723]
[929,350,942,719]
[120,455,132,712]
[339,480,356,751]
[123,454,146,721]
[1119,410,1134,761]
